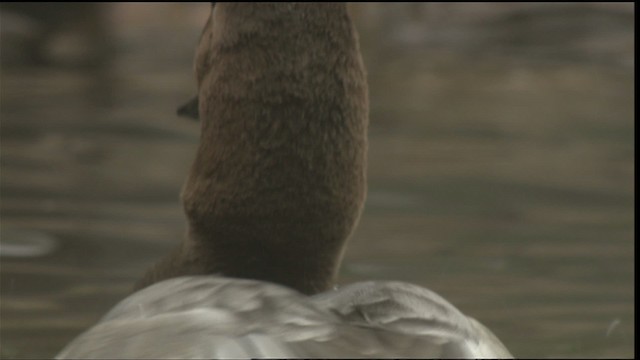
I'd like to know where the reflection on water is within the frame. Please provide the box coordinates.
[0,3,634,359]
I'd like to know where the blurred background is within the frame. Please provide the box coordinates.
[0,2,634,358]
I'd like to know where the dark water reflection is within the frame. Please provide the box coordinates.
[0,3,634,359]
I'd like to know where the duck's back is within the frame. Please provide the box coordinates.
[57,277,511,359]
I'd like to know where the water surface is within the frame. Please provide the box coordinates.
[0,3,634,358]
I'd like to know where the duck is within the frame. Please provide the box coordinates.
[57,3,513,359]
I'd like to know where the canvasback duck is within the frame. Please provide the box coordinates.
[57,3,512,358]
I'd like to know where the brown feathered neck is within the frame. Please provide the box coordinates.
[136,3,368,295]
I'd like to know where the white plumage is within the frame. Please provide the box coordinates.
[57,276,512,358]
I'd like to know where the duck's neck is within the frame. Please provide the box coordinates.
[136,3,368,295]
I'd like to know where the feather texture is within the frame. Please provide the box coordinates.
[57,276,512,359]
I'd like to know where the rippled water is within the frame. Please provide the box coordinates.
[0,4,634,358]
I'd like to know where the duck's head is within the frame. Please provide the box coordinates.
[139,3,369,295]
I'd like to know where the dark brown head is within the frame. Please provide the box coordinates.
[138,3,368,295]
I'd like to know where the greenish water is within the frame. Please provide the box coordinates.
[0,4,634,359]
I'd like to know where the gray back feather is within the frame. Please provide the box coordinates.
[57,277,512,359]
